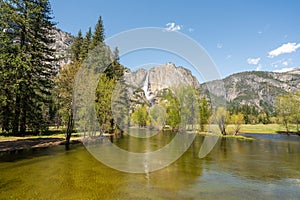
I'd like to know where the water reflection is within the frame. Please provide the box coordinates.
[0,133,299,199]
[209,136,300,182]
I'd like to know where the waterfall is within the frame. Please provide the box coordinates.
[143,71,151,101]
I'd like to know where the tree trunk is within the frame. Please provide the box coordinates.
[65,113,73,150]
[222,127,227,135]
[2,104,10,133]
[20,107,26,136]
[13,95,21,135]
[218,123,226,135]
[20,96,27,136]
[284,121,290,136]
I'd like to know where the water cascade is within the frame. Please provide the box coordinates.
[143,71,152,101]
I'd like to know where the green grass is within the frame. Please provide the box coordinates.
[203,124,298,135]
[222,135,254,140]
[197,130,254,140]
[233,124,298,134]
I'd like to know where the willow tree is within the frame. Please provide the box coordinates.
[291,92,300,133]
[54,62,81,146]
[213,107,229,135]
[230,112,244,135]
[276,94,293,134]
[276,92,300,134]
[199,97,211,132]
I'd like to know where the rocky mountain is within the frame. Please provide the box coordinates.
[123,63,299,113]
[50,28,299,114]
[202,68,300,112]
[50,28,74,69]
[123,62,201,103]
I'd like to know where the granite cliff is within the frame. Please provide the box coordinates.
[50,28,74,69]
[202,69,300,112]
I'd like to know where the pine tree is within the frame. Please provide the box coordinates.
[0,0,18,133]
[79,27,92,60]
[0,0,56,135]
[71,30,83,62]
[90,16,105,50]
[113,47,120,61]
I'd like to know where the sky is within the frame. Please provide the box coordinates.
[49,0,300,81]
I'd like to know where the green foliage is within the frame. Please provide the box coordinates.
[79,27,92,60]
[90,16,105,50]
[158,88,180,131]
[55,15,126,139]
[258,111,270,124]
[131,105,150,127]
[291,92,300,132]
[95,74,116,132]
[104,59,124,80]
[175,85,200,130]
[149,105,166,129]
[199,97,211,131]
[213,107,229,135]
[0,0,56,135]
[94,55,125,133]
[71,30,83,62]
[228,104,259,124]
[229,112,244,135]
[54,62,81,125]
[276,92,300,133]
[275,93,293,133]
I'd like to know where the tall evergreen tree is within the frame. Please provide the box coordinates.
[90,16,105,49]
[0,0,18,133]
[0,0,56,135]
[71,30,83,62]
[79,27,92,60]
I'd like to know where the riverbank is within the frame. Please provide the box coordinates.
[206,124,299,134]
[0,134,81,153]
[1,124,298,152]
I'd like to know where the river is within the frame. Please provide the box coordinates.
[0,132,299,199]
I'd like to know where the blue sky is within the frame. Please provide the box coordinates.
[50,0,300,79]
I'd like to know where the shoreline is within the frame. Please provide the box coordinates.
[0,137,82,153]
[0,126,298,153]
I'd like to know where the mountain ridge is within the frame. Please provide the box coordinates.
[202,69,300,112]
[53,28,299,114]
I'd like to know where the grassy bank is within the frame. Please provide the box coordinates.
[198,131,254,140]
[229,124,298,134]
[205,124,298,134]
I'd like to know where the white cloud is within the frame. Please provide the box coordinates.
[273,67,295,73]
[271,59,292,68]
[247,57,261,65]
[268,42,300,58]
[165,22,182,32]
[256,64,262,71]
[217,43,223,49]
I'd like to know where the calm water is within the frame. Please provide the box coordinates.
[0,133,300,199]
